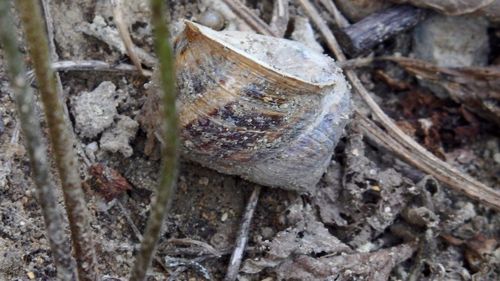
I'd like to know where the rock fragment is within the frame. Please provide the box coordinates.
[412,13,489,97]
[413,14,489,67]
[99,115,139,157]
[71,81,118,139]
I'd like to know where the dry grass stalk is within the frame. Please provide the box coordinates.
[129,0,179,280]
[0,2,77,280]
[14,0,98,279]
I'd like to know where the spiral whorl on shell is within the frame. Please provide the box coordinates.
[174,21,351,192]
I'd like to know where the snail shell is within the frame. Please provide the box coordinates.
[171,21,350,192]
[197,9,225,31]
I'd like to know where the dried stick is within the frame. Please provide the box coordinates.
[334,5,426,57]
[27,60,151,83]
[270,0,289,37]
[112,0,145,75]
[167,238,222,258]
[224,185,262,281]
[297,0,500,211]
[0,3,76,280]
[129,0,179,280]
[40,0,70,117]
[318,0,350,28]
[15,1,98,280]
[40,0,57,61]
[336,56,375,69]
[116,201,170,274]
[222,0,277,36]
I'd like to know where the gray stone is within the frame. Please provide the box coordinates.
[84,142,99,162]
[494,153,500,164]
[71,81,118,138]
[99,115,139,157]
[413,13,489,67]
[412,14,489,97]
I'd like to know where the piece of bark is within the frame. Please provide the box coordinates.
[334,5,427,57]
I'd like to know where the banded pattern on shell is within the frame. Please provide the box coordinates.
[174,21,351,192]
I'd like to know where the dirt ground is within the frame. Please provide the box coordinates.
[0,0,499,280]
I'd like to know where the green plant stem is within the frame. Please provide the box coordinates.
[14,0,97,280]
[0,2,76,280]
[129,0,179,280]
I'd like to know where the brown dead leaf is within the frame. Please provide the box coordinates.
[440,233,465,246]
[391,0,494,16]
[384,56,500,126]
[441,233,498,273]
[395,90,481,153]
[275,242,417,281]
[88,163,132,201]
[419,118,446,159]
[465,234,498,272]
[399,90,444,118]
[396,120,417,137]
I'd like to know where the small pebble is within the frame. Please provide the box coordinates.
[85,142,99,162]
[494,153,500,164]
[3,116,11,126]
[261,227,274,240]
[220,212,228,222]
[198,177,209,186]
[198,9,225,31]
[27,272,35,280]
[210,232,229,249]
[357,242,377,253]
[412,13,489,98]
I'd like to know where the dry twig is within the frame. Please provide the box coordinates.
[270,0,289,37]
[222,0,277,36]
[224,185,262,281]
[114,201,170,274]
[336,56,375,69]
[318,0,350,28]
[112,0,145,75]
[297,0,500,211]
[40,0,71,118]
[27,60,151,83]
[167,238,223,258]
[40,0,57,60]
